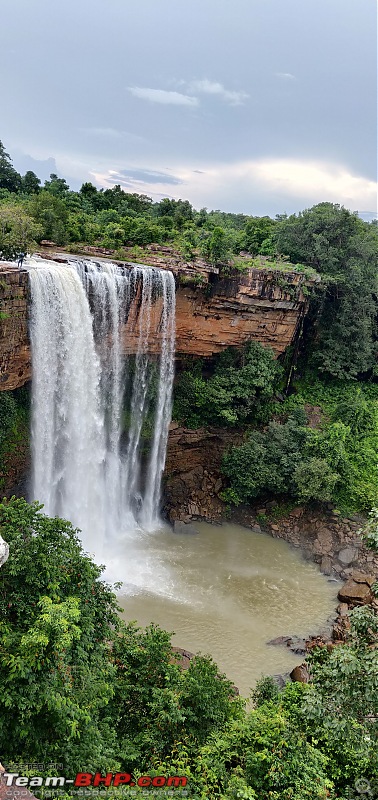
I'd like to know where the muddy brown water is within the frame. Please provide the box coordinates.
[117,521,339,697]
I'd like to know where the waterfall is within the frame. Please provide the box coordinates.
[28,257,175,555]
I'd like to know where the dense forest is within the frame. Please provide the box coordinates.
[1,140,378,797]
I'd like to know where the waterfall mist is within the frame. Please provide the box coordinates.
[28,257,176,564]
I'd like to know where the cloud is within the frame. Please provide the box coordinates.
[110,168,183,186]
[79,127,148,143]
[128,87,198,106]
[188,79,249,105]
[252,159,377,208]
[275,72,296,80]
[11,151,59,183]
[92,158,377,216]
[81,127,123,138]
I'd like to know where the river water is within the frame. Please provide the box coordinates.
[118,521,338,697]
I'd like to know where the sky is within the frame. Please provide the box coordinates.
[1,0,377,216]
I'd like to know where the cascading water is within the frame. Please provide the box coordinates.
[28,256,175,562]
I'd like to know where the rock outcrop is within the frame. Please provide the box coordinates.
[0,258,314,391]
[163,423,241,522]
[0,267,30,390]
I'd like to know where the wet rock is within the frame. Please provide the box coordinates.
[272,673,290,689]
[267,635,292,646]
[290,663,310,683]
[250,523,262,534]
[338,547,357,565]
[320,555,333,575]
[173,521,199,535]
[352,570,376,586]
[288,637,307,656]
[338,578,373,605]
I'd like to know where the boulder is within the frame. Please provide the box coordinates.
[290,663,310,683]
[320,555,333,575]
[171,646,195,669]
[289,507,303,518]
[338,578,373,605]
[250,523,262,534]
[314,528,333,554]
[338,547,357,566]
[352,570,376,586]
[267,635,292,646]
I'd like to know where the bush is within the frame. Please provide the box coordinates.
[222,410,309,504]
[174,342,281,428]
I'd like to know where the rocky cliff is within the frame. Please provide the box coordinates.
[0,267,30,391]
[0,258,314,391]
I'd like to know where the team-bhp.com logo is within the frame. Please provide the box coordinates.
[3,772,188,789]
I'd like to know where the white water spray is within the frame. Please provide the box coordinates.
[28,257,175,557]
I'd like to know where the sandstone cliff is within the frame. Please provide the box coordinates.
[0,267,30,391]
[0,258,315,391]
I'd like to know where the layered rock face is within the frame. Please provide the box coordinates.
[175,269,310,358]
[0,261,312,391]
[163,423,241,521]
[0,267,30,390]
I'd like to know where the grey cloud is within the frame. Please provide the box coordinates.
[188,79,249,105]
[275,72,296,80]
[128,88,198,107]
[117,168,183,186]
[11,151,59,183]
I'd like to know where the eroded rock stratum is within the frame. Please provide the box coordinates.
[0,260,314,391]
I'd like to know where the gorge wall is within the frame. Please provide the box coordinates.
[0,258,314,391]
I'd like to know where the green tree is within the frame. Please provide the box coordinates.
[29,190,69,244]
[43,173,70,197]
[200,226,231,265]
[274,203,378,379]
[0,204,41,260]
[0,141,21,193]
[174,342,281,427]
[21,171,41,194]
[0,497,121,771]
[243,215,276,255]
[302,606,378,791]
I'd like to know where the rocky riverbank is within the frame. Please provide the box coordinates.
[164,424,378,579]
[164,422,378,682]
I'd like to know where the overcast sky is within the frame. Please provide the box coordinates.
[1,0,377,215]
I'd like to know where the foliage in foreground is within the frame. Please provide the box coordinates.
[1,498,378,799]
[0,498,242,775]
